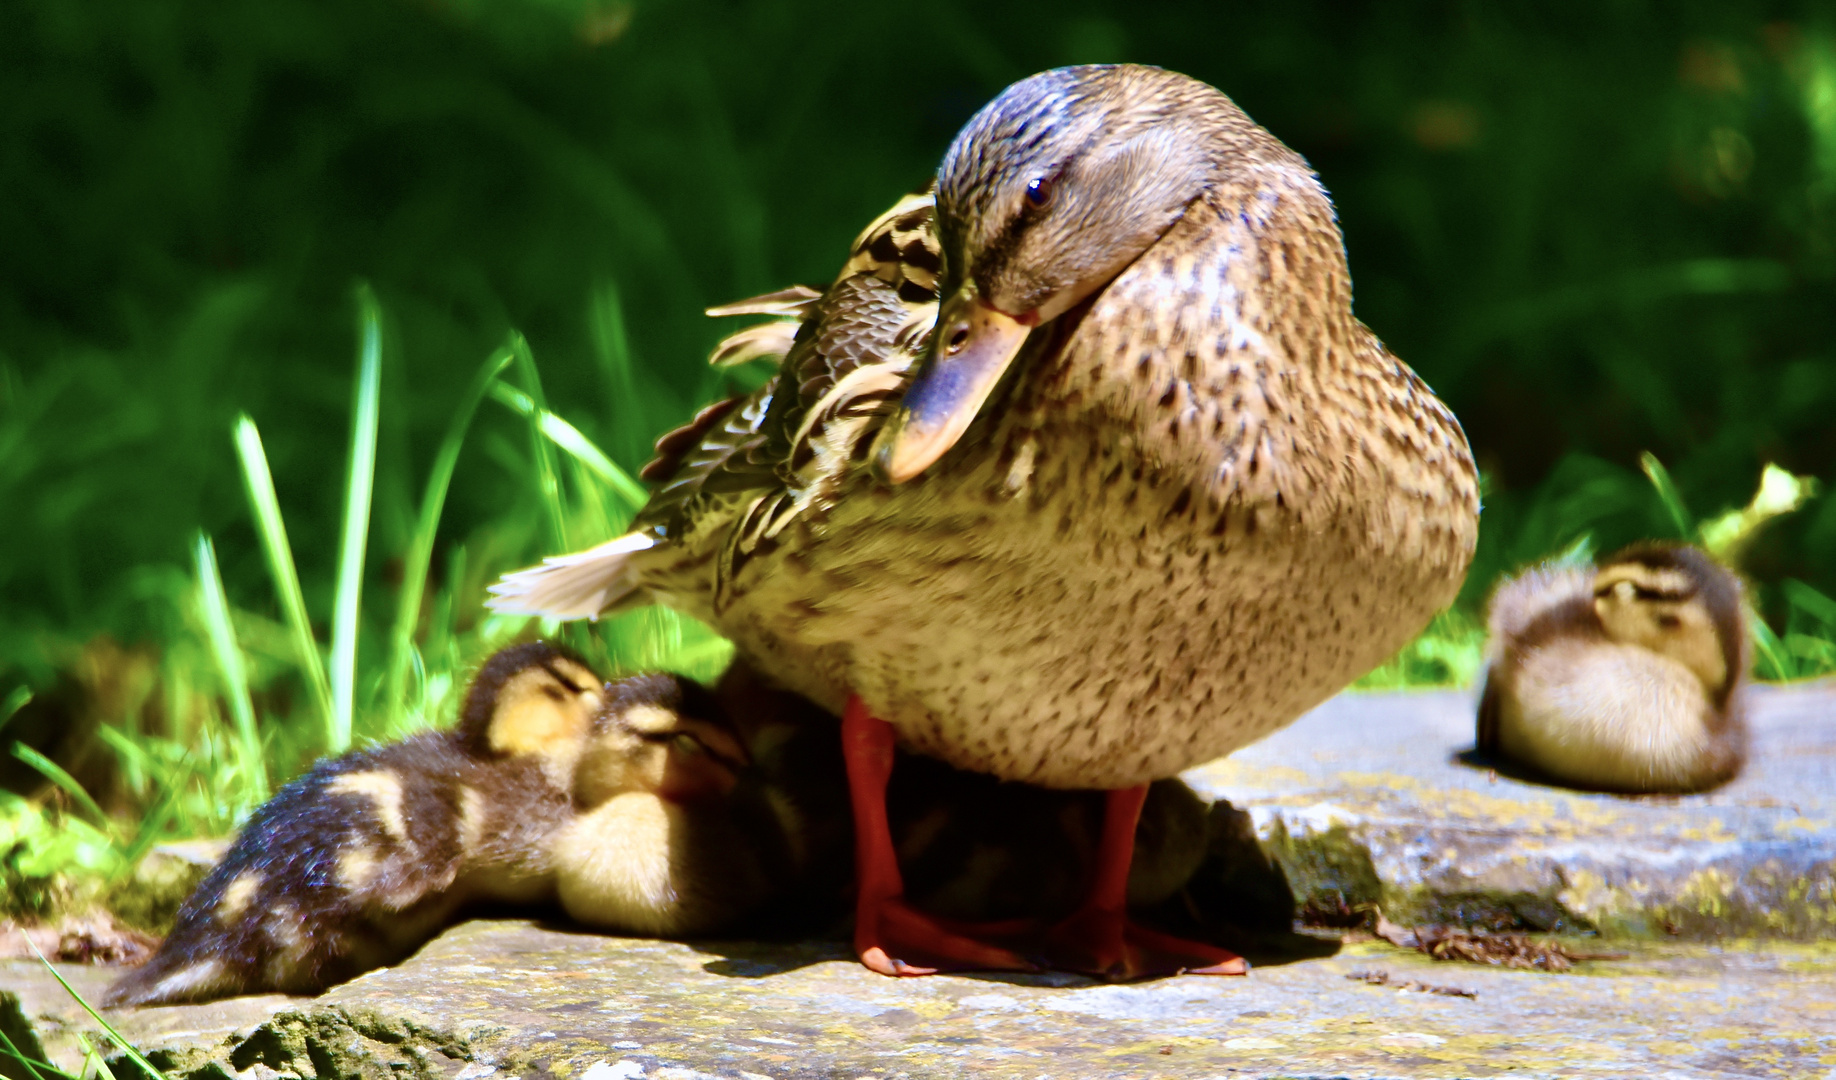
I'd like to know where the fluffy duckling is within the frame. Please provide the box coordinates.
[103,643,605,1006]
[1477,542,1750,793]
[549,669,807,937]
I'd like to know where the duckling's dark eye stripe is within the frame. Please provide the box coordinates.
[538,661,588,694]
[1595,584,1693,602]
[627,724,748,773]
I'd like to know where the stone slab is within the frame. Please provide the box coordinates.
[7,922,1836,1080]
[1189,684,1836,937]
[5,687,1836,1080]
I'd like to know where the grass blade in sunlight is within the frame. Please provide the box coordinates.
[28,940,172,1080]
[195,533,267,800]
[10,743,112,830]
[1638,452,1698,543]
[75,1034,117,1080]
[1,686,30,732]
[0,1022,73,1080]
[489,382,648,512]
[381,346,515,727]
[510,333,569,553]
[232,414,334,732]
[330,288,384,753]
[589,279,646,466]
[106,741,188,878]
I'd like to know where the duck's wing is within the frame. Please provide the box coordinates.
[640,185,940,540]
[489,186,941,620]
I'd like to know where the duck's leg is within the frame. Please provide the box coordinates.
[1040,785,1250,981]
[843,695,1036,976]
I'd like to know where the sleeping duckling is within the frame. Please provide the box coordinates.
[103,642,606,1006]
[1477,542,1750,793]
[549,669,807,936]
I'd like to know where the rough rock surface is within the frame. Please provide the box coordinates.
[1191,684,1836,939]
[7,924,1835,1080]
[4,686,1833,1080]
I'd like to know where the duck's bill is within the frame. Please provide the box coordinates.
[871,289,1034,484]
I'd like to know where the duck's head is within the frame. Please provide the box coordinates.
[574,673,751,806]
[873,64,1255,482]
[1592,543,1746,699]
[455,641,605,786]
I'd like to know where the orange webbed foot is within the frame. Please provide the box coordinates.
[855,896,1038,976]
[1037,906,1248,982]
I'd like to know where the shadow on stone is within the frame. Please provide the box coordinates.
[1453,744,1580,790]
[1,992,52,1080]
[1452,745,1700,798]
[681,798,1335,981]
[689,938,853,978]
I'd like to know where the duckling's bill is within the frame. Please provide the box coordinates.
[872,286,1033,483]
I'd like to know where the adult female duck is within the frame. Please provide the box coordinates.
[492,64,1479,979]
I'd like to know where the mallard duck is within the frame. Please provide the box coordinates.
[1477,542,1749,793]
[491,64,1480,980]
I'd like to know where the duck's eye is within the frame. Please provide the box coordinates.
[672,733,704,756]
[1024,176,1054,208]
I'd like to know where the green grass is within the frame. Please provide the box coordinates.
[3,0,1836,918]
[0,297,736,917]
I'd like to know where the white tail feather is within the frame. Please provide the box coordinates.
[708,320,801,368]
[487,532,657,620]
[704,285,820,319]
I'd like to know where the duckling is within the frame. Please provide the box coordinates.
[102,643,604,1006]
[1476,542,1750,793]
[491,64,1479,979]
[549,669,797,937]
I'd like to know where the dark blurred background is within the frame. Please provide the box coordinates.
[5,0,1834,688]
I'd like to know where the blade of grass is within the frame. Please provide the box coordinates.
[509,333,568,552]
[108,747,189,879]
[1782,578,1836,627]
[1750,616,1793,681]
[0,1024,73,1080]
[110,781,182,879]
[194,533,267,801]
[1638,452,1698,542]
[232,415,334,731]
[489,383,648,511]
[381,346,515,727]
[1,686,30,735]
[588,279,646,466]
[91,726,152,774]
[74,1033,117,1080]
[10,743,112,830]
[27,940,172,1080]
[329,287,385,753]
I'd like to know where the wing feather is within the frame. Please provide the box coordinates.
[489,183,943,620]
